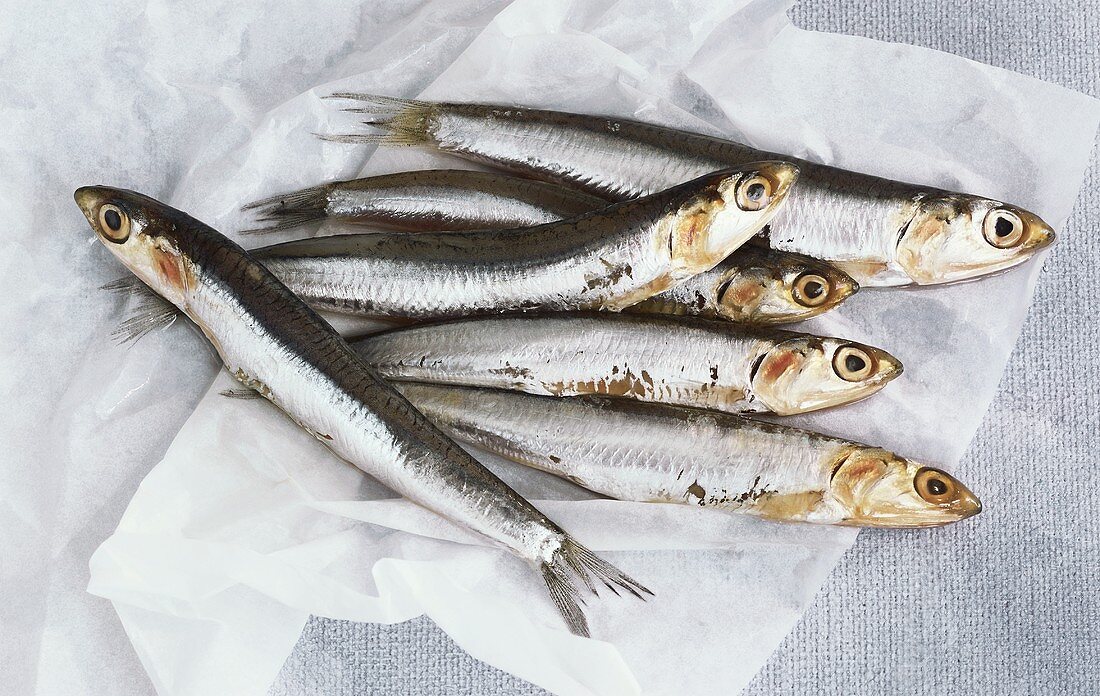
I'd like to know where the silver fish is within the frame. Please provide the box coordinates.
[354,313,902,415]
[326,94,1055,287]
[245,166,852,325]
[627,245,858,325]
[104,246,855,344]
[241,169,609,234]
[75,186,649,637]
[252,163,799,319]
[106,190,847,344]
[396,383,983,528]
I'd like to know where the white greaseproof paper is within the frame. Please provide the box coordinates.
[79,0,1100,694]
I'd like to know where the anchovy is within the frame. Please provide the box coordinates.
[396,383,982,527]
[326,94,1054,286]
[110,171,849,334]
[247,167,853,325]
[252,163,798,319]
[241,169,609,234]
[627,245,857,325]
[75,186,649,637]
[354,313,902,415]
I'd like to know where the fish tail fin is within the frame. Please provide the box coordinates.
[240,184,330,234]
[540,536,652,638]
[319,93,440,147]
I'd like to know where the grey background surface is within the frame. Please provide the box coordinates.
[269,1,1100,694]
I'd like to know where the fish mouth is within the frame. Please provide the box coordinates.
[75,186,111,226]
[842,508,980,528]
[829,275,860,304]
[1026,225,1056,251]
[868,348,904,384]
[760,161,800,211]
[1017,208,1056,251]
[961,492,983,518]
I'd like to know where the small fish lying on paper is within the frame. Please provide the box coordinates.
[76,185,649,637]
[354,313,902,415]
[244,168,856,325]
[241,169,608,233]
[250,163,799,319]
[397,383,983,527]
[626,245,857,325]
[325,94,1055,287]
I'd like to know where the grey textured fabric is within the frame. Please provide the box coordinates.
[270,1,1100,694]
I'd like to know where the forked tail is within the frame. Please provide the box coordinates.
[240,185,331,234]
[541,535,652,638]
[319,93,441,147]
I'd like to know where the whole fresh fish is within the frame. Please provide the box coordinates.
[396,383,983,528]
[242,169,609,234]
[326,94,1054,287]
[245,166,852,325]
[353,313,902,415]
[627,245,857,324]
[252,163,798,319]
[101,170,833,344]
[75,186,649,637]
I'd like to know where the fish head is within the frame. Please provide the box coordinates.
[829,448,982,527]
[669,161,799,272]
[749,335,902,414]
[75,186,199,308]
[713,252,858,324]
[896,195,1054,284]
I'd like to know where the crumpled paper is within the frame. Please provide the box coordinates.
[7,0,1096,694]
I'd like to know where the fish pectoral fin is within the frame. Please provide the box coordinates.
[219,388,264,400]
[100,275,150,296]
[108,290,180,346]
[101,275,181,345]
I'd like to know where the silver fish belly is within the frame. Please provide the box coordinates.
[242,169,609,234]
[353,313,903,415]
[328,94,1054,286]
[252,164,798,319]
[395,383,983,527]
[75,186,648,637]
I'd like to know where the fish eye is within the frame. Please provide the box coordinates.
[735,174,773,211]
[832,345,874,381]
[914,467,957,504]
[98,204,131,243]
[792,273,830,307]
[982,209,1024,248]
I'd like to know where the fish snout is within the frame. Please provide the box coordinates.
[74,186,111,222]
